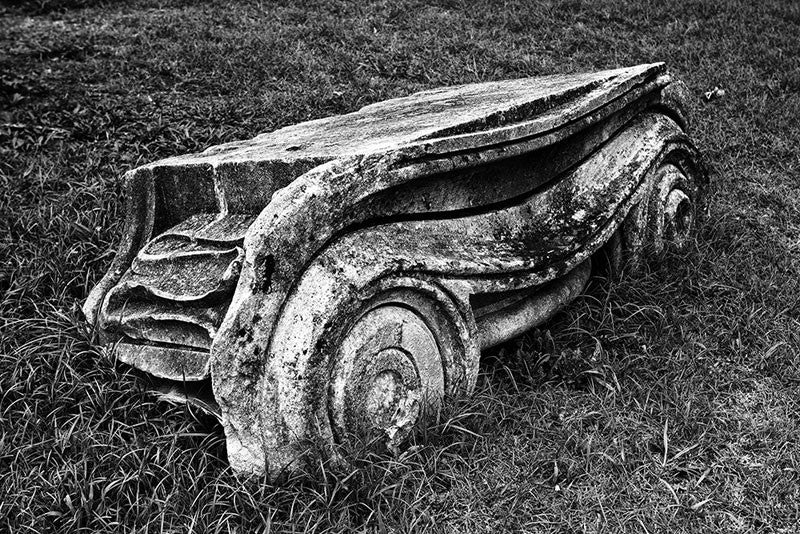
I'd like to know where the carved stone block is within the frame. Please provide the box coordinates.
[84,63,706,478]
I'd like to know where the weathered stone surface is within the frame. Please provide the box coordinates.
[84,63,706,478]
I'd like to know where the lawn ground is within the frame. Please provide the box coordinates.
[2,0,800,532]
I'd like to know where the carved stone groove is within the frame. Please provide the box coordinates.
[84,63,706,478]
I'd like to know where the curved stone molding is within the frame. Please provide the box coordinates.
[84,63,707,478]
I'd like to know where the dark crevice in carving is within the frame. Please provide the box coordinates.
[260,255,275,293]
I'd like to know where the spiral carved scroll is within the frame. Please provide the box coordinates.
[327,279,478,452]
[621,154,702,271]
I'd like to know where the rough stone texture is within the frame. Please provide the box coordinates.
[84,63,706,478]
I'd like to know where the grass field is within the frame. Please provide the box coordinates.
[2,0,800,532]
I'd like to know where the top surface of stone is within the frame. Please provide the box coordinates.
[152,63,666,169]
